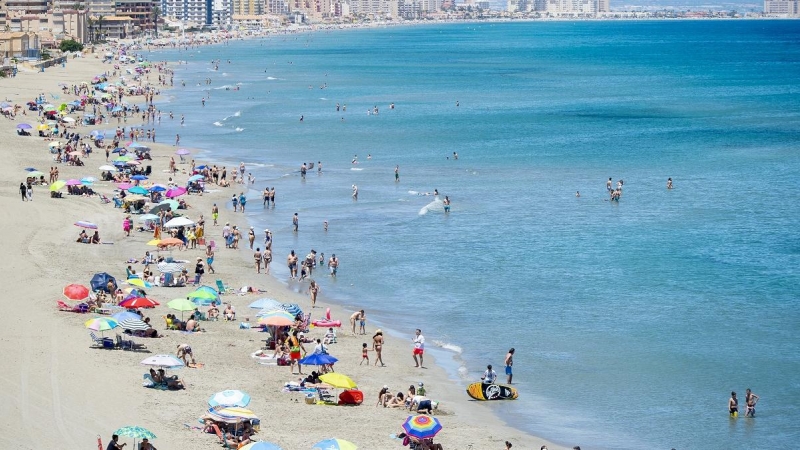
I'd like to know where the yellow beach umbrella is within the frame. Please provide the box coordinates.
[319,373,357,389]
[50,180,66,191]
[37,124,49,131]
[146,239,161,246]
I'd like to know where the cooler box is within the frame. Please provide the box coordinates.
[304,393,316,405]
[339,389,363,405]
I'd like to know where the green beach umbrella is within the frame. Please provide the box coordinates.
[188,289,217,301]
[27,171,45,178]
[159,200,179,211]
[114,155,132,162]
[114,426,156,440]
[168,298,196,320]
[50,180,66,191]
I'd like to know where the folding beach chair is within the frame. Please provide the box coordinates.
[216,279,235,295]
[113,197,123,208]
[89,331,114,349]
[99,194,111,204]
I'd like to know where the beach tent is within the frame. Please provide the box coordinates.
[90,272,117,293]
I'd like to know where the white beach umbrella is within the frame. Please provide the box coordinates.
[140,355,184,368]
[164,217,194,228]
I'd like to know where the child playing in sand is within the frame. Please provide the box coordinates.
[360,343,370,365]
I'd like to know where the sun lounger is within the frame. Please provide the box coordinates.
[89,331,114,349]
[116,334,147,351]
[317,387,336,404]
[57,300,89,313]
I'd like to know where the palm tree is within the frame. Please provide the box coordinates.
[87,17,96,43]
[152,6,160,38]
[97,15,105,42]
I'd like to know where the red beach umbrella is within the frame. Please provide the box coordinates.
[63,283,90,300]
[119,297,160,309]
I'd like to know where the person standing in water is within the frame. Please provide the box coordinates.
[395,165,399,182]
[505,348,515,384]
[443,196,451,213]
[667,177,673,189]
[292,213,299,232]
[607,177,613,192]
[729,391,739,417]
[745,389,759,417]
[352,185,358,200]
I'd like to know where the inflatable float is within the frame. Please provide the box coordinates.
[312,308,342,328]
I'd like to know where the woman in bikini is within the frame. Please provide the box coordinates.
[373,330,385,367]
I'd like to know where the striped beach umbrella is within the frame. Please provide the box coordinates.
[280,303,302,317]
[119,318,149,331]
[239,442,283,450]
[208,389,251,408]
[84,317,119,332]
[249,298,280,310]
[257,310,294,327]
[312,438,358,450]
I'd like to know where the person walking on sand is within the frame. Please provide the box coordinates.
[206,245,215,274]
[288,330,306,375]
[211,203,219,226]
[360,343,370,365]
[239,192,247,212]
[254,248,262,273]
[247,226,255,249]
[263,248,272,274]
[373,329,385,367]
[122,215,132,237]
[193,257,205,285]
[412,329,425,368]
[19,183,27,201]
[505,348,515,384]
[308,280,320,308]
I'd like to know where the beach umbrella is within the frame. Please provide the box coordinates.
[257,310,295,327]
[48,141,60,147]
[119,318,150,331]
[175,148,191,155]
[26,170,44,178]
[126,160,141,166]
[138,214,159,222]
[167,298,196,320]
[249,298,280,310]
[401,415,442,440]
[188,286,219,303]
[188,174,204,182]
[114,155,132,162]
[131,175,148,181]
[208,390,251,408]
[63,283,90,300]
[165,187,187,198]
[74,221,98,229]
[128,142,150,150]
[116,182,133,190]
[17,123,32,130]
[99,165,118,171]
[127,186,149,195]
[149,184,168,192]
[160,199,180,210]
[299,353,339,366]
[36,124,49,131]
[240,443,283,450]
[119,297,159,309]
[164,216,194,228]
[114,426,156,440]
[62,117,76,123]
[112,311,140,322]
[156,262,185,274]
[125,278,153,289]
[81,177,97,184]
[85,317,119,332]
[209,407,259,420]
[147,203,170,214]
[319,373,357,389]
[49,180,66,192]
[65,179,83,186]
[90,272,117,293]
[157,237,184,247]
[280,303,303,317]
[197,165,208,170]
[140,354,184,369]
[24,167,38,171]
[312,439,358,450]
[125,194,149,202]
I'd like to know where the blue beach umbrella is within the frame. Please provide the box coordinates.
[81,177,97,185]
[249,298,280,310]
[128,186,149,195]
[90,272,117,293]
[17,123,33,130]
[312,439,358,450]
[299,353,339,366]
[280,303,302,317]
[112,311,140,322]
[188,174,204,182]
[149,185,166,192]
[25,167,38,171]
[208,390,251,408]
[197,165,208,170]
[131,175,148,181]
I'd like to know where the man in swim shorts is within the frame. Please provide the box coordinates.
[505,348,515,384]
[413,329,425,368]
[729,391,738,417]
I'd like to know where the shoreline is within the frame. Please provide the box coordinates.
[146,40,569,449]
[0,48,564,449]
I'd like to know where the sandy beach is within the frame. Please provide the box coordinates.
[0,51,564,450]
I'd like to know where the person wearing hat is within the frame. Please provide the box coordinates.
[193,257,205,285]
[378,385,392,407]
[263,229,272,249]
[417,382,426,396]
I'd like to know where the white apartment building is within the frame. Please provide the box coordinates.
[267,0,288,13]
[545,0,597,15]
[164,0,211,26]
[764,0,799,14]
[349,0,398,17]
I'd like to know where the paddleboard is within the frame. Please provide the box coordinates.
[466,382,518,401]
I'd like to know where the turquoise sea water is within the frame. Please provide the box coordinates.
[150,21,800,449]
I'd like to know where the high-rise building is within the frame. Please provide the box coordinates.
[114,0,157,30]
[3,0,50,15]
[764,0,799,14]
[545,0,596,15]
[233,0,264,14]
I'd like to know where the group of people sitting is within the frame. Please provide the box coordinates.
[67,184,95,196]
[206,301,235,321]
[202,419,256,448]
[76,229,101,244]
[378,384,435,414]
[164,313,203,332]
[147,368,185,390]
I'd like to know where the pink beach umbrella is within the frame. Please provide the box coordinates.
[65,179,83,186]
[116,182,133,190]
[175,148,191,156]
[165,187,187,198]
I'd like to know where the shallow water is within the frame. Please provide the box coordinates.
[150,20,800,449]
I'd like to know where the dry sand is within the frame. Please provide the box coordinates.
[0,53,564,450]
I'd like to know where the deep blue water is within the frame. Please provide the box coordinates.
[149,20,800,449]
